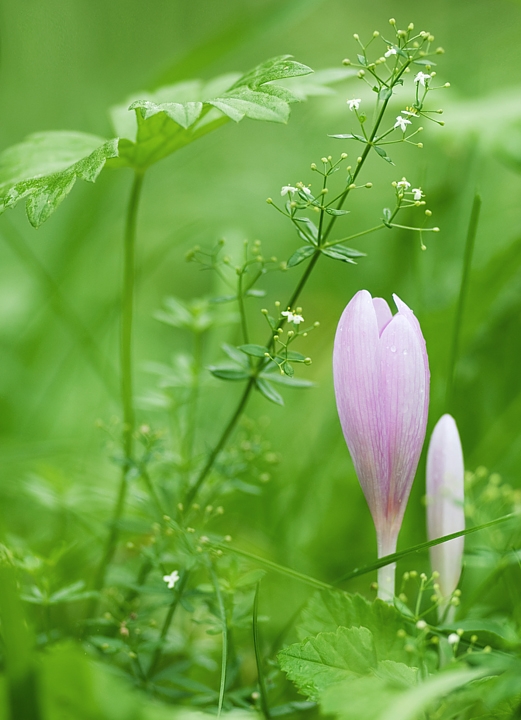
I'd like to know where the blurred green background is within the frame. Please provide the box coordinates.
[1,0,521,611]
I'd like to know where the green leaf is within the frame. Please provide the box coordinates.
[278,626,377,699]
[111,56,313,170]
[321,246,358,264]
[260,372,314,388]
[221,343,250,367]
[379,87,393,103]
[325,207,350,216]
[383,207,392,226]
[414,59,437,66]
[280,350,306,362]
[287,246,316,267]
[374,145,395,164]
[208,365,250,381]
[329,133,366,142]
[294,217,319,243]
[283,362,294,377]
[255,377,284,405]
[234,569,267,588]
[357,54,367,67]
[0,132,119,228]
[239,344,268,358]
[297,591,413,665]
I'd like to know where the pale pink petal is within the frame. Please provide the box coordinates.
[333,291,387,526]
[372,297,392,336]
[427,414,465,600]
[377,314,428,538]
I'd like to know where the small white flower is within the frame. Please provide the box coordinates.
[412,187,423,201]
[416,620,427,630]
[401,110,419,117]
[447,633,460,646]
[163,570,180,589]
[281,310,304,325]
[385,46,398,57]
[347,98,361,111]
[300,186,312,197]
[281,185,297,196]
[394,115,412,133]
[414,72,431,86]
[396,177,411,189]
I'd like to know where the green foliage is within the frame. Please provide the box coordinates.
[0,132,118,228]
[111,56,313,169]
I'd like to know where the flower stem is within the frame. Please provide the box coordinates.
[377,533,398,601]
[146,569,189,679]
[94,170,145,595]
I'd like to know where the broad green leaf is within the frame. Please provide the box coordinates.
[287,246,316,267]
[321,662,419,720]
[278,626,377,699]
[110,56,313,170]
[255,377,284,405]
[321,246,358,264]
[0,131,119,228]
[239,344,269,358]
[297,591,412,664]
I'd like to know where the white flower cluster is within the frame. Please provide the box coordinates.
[282,309,304,325]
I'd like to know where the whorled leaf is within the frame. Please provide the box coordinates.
[0,132,119,228]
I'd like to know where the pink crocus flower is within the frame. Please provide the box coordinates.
[426,414,465,620]
[333,290,430,599]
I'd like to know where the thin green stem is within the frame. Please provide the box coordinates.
[323,224,385,248]
[445,193,482,410]
[93,170,145,595]
[253,583,271,720]
[210,566,228,717]
[147,569,189,679]
[237,270,249,344]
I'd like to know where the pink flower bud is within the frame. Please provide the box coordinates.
[426,414,464,618]
[333,290,430,599]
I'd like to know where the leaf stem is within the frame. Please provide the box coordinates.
[94,170,145,595]
[253,583,271,720]
[445,193,481,409]
[210,566,228,717]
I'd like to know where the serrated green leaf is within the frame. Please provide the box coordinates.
[110,56,313,170]
[287,246,316,267]
[321,246,357,264]
[297,591,412,665]
[278,626,377,699]
[0,132,119,228]
[239,344,268,358]
[209,366,250,381]
[255,378,284,405]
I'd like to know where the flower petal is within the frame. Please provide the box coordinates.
[376,313,428,534]
[372,297,392,336]
[427,414,465,598]
[333,290,387,528]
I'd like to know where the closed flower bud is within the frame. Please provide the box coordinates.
[426,414,465,620]
[333,291,429,600]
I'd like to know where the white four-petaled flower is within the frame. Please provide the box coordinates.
[394,116,412,133]
[347,98,361,111]
[281,185,297,196]
[163,570,180,589]
[396,178,411,189]
[385,47,397,57]
[412,188,423,201]
[414,72,431,86]
[282,310,304,325]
